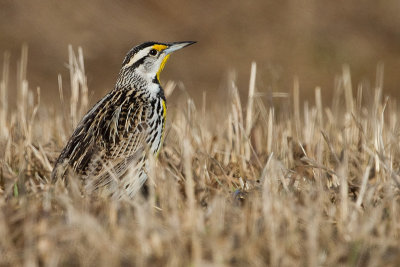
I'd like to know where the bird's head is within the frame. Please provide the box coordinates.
[117,41,195,88]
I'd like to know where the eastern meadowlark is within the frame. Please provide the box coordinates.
[51,41,195,198]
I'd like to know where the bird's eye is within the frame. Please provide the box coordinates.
[149,49,158,56]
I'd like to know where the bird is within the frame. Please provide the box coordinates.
[51,41,195,198]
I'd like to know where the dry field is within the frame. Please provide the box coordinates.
[0,46,400,266]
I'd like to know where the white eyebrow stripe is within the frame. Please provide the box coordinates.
[124,47,152,67]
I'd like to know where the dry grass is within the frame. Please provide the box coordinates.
[1,46,400,267]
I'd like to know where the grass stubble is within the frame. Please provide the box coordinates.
[0,46,399,266]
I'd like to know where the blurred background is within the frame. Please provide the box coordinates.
[1,0,400,106]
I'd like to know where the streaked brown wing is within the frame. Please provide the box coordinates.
[52,89,150,190]
[82,95,149,191]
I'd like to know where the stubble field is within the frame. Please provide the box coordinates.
[0,46,400,266]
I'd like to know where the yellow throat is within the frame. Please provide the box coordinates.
[156,54,170,83]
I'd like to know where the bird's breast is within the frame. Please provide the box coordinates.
[145,97,166,155]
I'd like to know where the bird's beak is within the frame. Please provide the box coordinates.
[164,41,196,55]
